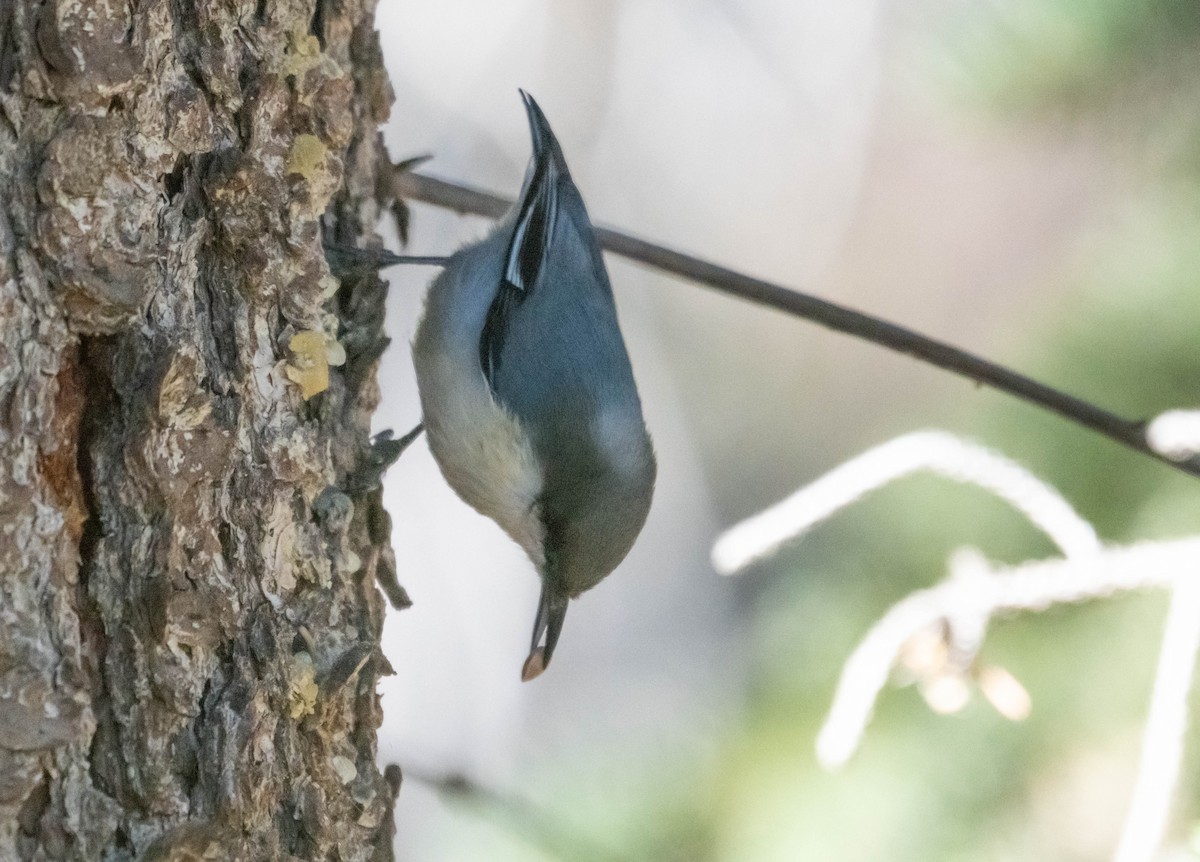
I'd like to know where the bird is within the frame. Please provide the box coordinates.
[340,91,656,681]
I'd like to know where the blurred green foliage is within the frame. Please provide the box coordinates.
[938,0,1200,118]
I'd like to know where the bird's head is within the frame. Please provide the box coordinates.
[520,428,656,681]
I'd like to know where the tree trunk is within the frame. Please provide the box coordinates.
[0,1,402,858]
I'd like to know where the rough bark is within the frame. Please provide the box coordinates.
[0,1,402,859]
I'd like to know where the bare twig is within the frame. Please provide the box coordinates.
[711,430,1101,574]
[815,539,1200,770]
[391,169,1200,481]
[1113,576,1200,862]
[404,767,632,862]
[714,418,1200,860]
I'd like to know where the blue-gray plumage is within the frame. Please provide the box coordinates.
[408,92,655,680]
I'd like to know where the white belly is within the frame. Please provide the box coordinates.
[411,237,546,566]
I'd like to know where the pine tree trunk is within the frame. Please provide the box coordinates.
[0,1,401,858]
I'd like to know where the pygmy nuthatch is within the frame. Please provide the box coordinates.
[364,92,656,680]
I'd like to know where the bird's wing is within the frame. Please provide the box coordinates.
[488,192,639,480]
[481,162,560,387]
[481,91,568,388]
[503,148,559,294]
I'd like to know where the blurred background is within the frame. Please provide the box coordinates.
[370,1,1200,859]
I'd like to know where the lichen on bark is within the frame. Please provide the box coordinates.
[0,0,403,858]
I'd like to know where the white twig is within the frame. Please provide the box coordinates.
[1113,576,1200,862]
[727,418,1200,859]
[815,539,1200,771]
[711,431,1100,575]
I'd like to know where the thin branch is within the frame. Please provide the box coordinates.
[1112,409,1200,862]
[711,430,1101,574]
[815,538,1200,770]
[403,767,633,862]
[1113,576,1200,862]
[391,169,1200,481]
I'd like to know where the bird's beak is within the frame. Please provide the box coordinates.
[520,585,569,682]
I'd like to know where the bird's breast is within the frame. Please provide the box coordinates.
[412,235,547,566]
